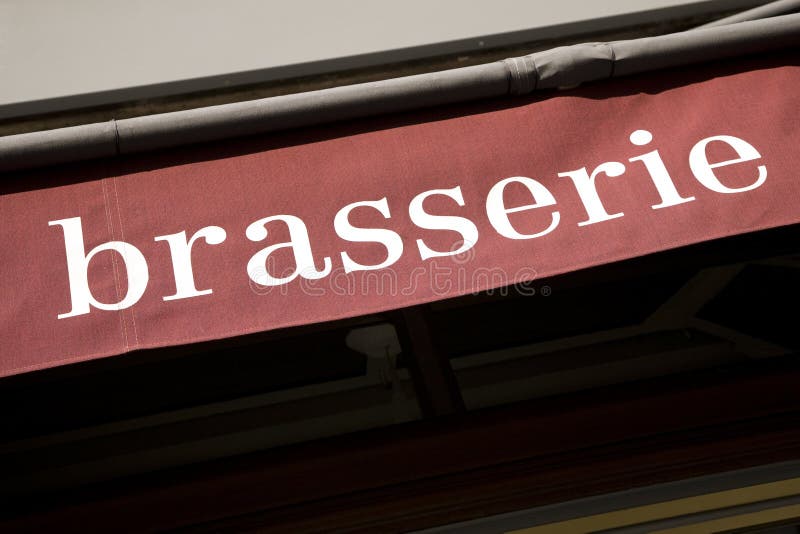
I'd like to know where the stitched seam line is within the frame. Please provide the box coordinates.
[102,179,129,349]
[113,178,139,347]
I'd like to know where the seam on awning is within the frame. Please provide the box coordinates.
[112,119,121,156]
[502,56,536,95]
[101,178,130,351]
[0,14,798,174]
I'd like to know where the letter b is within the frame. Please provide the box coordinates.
[49,217,149,318]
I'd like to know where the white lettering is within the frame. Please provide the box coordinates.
[409,186,479,259]
[154,226,227,301]
[690,135,767,193]
[49,217,149,318]
[558,162,626,226]
[628,129,696,209]
[334,198,404,273]
[486,177,560,239]
[246,215,332,286]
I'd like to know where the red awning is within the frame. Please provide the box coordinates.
[1,50,798,377]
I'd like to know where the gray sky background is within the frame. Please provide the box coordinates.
[0,0,762,111]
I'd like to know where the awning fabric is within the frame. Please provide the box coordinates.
[0,50,798,377]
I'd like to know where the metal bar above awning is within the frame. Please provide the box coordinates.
[1,13,798,174]
[698,0,800,28]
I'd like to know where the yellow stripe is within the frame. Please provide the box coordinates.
[653,503,800,533]
[508,478,800,534]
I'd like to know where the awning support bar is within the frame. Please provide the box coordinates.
[698,0,800,28]
[1,14,798,174]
